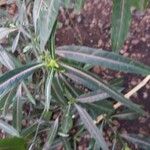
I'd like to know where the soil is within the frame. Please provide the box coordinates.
[56,0,150,148]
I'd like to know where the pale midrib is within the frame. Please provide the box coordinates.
[45,69,54,111]
[57,50,133,68]
[77,92,108,103]
[0,64,43,91]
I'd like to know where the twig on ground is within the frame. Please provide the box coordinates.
[95,75,150,124]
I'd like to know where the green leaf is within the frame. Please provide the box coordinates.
[33,0,44,32]
[45,69,55,111]
[77,87,122,103]
[52,73,66,105]
[38,0,62,49]
[131,0,141,9]
[144,0,150,9]
[62,63,144,114]
[23,44,33,53]
[0,45,15,70]
[112,112,139,120]
[85,101,114,117]
[75,0,85,11]
[22,82,36,105]
[111,0,132,52]
[121,134,150,150]
[75,104,109,150]
[0,28,17,41]
[0,63,43,95]
[0,46,36,105]
[63,72,98,90]
[13,84,23,132]
[57,46,150,76]
[59,74,79,97]
[59,104,73,137]
[2,90,16,116]
[12,31,20,53]
[43,117,59,149]
[0,120,19,137]
[0,91,10,111]
[132,0,150,10]
[21,121,47,138]
[0,137,26,150]
[17,0,28,26]
[48,20,57,59]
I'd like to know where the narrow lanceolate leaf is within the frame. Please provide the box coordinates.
[121,134,150,149]
[0,28,17,41]
[77,90,109,103]
[52,73,66,105]
[57,46,150,76]
[13,84,23,132]
[62,64,143,114]
[87,101,114,115]
[43,117,59,150]
[75,104,109,150]
[52,82,66,105]
[38,0,62,49]
[77,87,122,103]
[0,63,43,95]
[63,73,98,90]
[60,104,73,137]
[0,45,15,70]
[2,90,16,116]
[111,0,132,52]
[22,82,36,105]
[12,31,20,53]
[75,0,85,11]
[59,74,78,97]
[0,120,19,137]
[132,0,150,10]
[33,0,43,32]
[45,69,54,111]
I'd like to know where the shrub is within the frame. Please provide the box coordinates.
[0,0,149,149]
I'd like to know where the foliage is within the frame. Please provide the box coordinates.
[0,0,149,149]
[111,0,150,52]
[0,137,26,150]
